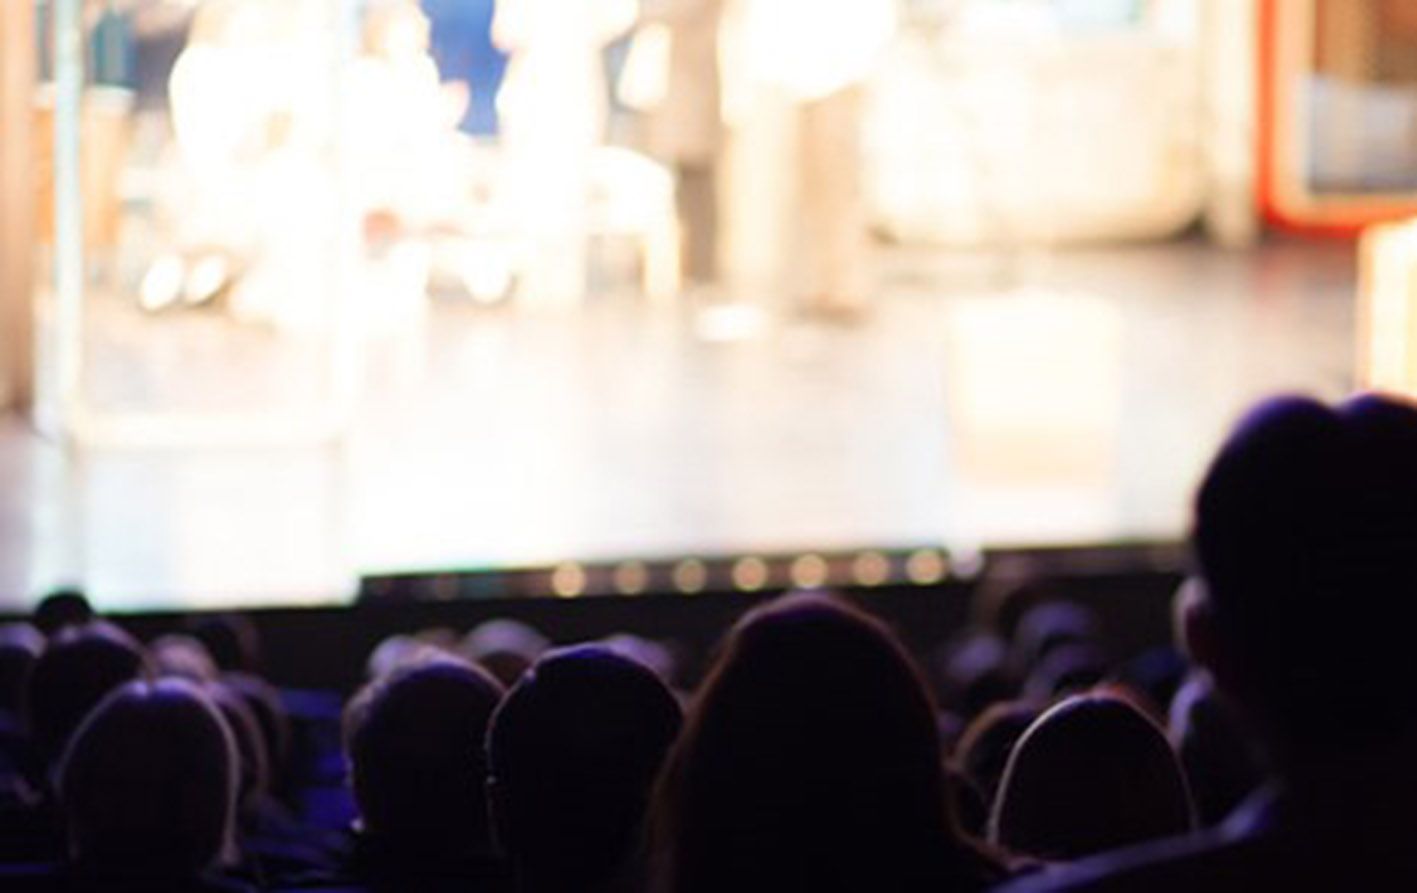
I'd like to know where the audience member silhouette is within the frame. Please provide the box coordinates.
[339,655,509,891]
[990,694,1194,862]
[2,622,150,863]
[1010,602,1100,677]
[191,614,264,675]
[487,645,681,892]
[0,624,44,802]
[58,678,247,891]
[206,683,269,821]
[935,631,1017,721]
[221,673,293,807]
[0,624,43,720]
[955,700,1043,810]
[1002,393,1417,890]
[1167,673,1264,828]
[32,589,94,637]
[26,622,150,769]
[205,680,335,887]
[650,594,1003,893]
[461,619,550,689]
[153,634,221,683]
[1021,643,1109,703]
[1113,646,1189,723]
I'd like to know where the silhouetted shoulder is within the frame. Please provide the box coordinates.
[994,828,1417,893]
[0,861,257,893]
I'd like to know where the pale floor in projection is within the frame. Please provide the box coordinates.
[0,237,1356,613]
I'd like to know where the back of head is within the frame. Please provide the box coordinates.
[488,645,682,889]
[222,672,291,799]
[654,595,991,893]
[1021,642,1109,702]
[190,613,262,674]
[955,700,1043,808]
[206,681,270,814]
[152,634,219,682]
[1169,673,1264,827]
[1193,394,1417,760]
[26,622,150,765]
[935,631,1017,720]
[461,619,550,688]
[991,694,1194,861]
[346,657,505,854]
[33,589,94,637]
[59,678,237,877]
[0,623,44,719]
[1011,601,1100,676]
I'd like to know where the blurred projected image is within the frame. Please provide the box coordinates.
[13,0,1389,610]
[34,0,1225,442]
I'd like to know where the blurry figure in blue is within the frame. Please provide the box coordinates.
[421,0,507,136]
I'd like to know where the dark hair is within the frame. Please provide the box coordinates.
[0,623,44,719]
[345,657,504,852]
[33,588,93,636]
[26,622,150,764]
[221,672,291,801]
[954,700,1043,809]
[59,678,238,875]
[1194,394,1417,757]
[205,681,270,813]
[935,631,1017,720]
[1169,674,1264,827]
[990,694,1194,861]
[488,645,682,890]
[652,595,1000,893]
[1010,601,1100,676]
[461,619,550,688]
[190,613,263,674]
[151,634,219,682]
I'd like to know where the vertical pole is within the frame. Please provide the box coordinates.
[49,0,84,436]
[0,1,37,415]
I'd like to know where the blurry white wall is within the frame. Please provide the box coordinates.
[864,0,1211,246]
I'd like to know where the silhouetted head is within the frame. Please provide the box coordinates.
[652,595,997,893]
[33,588,93,636]
[190,613,262,674]
[991,694,1194,861]
[205,680,270,815]
[1011,601,1100,676]
[462,619,550,688]
[1169,673,1264,827]
[345,656,504,855]
[1115,646,1190,722]
[1189,394,1417,766]
[488,646,681,891]
[222,672,290,799]
[1022,641,1109,702]
[59,678,238,877]
[26,622,150,766]
[152,634,219,682]
[954,700,1043,809]
[599,633,679,686]
[935,631,1018,720]
[0,623,44,720]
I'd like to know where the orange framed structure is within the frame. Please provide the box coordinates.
[1257,0,1417,236]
